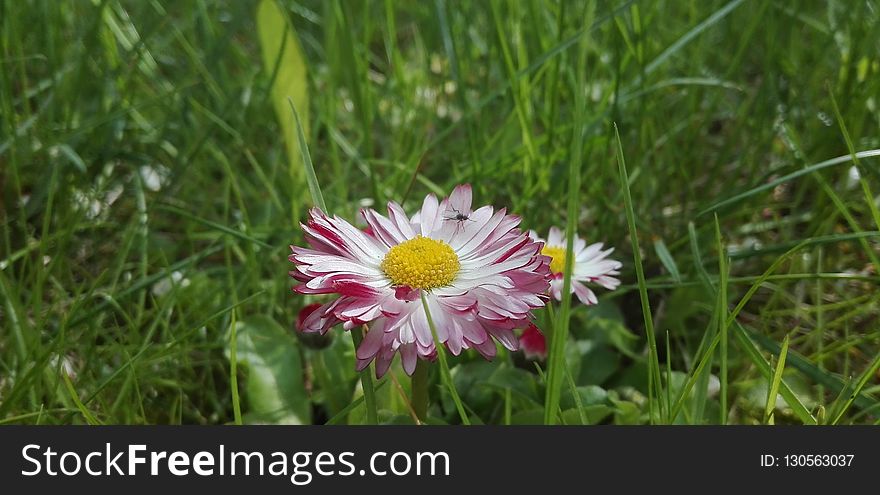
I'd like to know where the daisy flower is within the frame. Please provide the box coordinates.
[519,322,547,360]
[294,302,333,350]
[296,303,323,333]
[289,185,551,377]
[528,227,622,305]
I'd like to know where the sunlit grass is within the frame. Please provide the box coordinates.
[1,0,879,425]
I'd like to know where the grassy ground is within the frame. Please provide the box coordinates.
[1,0,879,425]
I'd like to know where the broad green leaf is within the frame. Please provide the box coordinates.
[577,344,621,386]
[509,408,545,425]
[485,366,541,404]
[454,361,501,412]
[561,406,612,425]
[225,315,310,424]
[257,0,309,184]
[611,398,644,425]
[560,385,610,418]
[582,301,639,358]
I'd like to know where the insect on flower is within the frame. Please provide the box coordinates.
[441,205,474,233]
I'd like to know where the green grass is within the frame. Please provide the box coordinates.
[1,0,879,425]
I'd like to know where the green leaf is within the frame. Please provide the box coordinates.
[611,398,644,425]
[485,366,541,404]
[257,0,309,185]
[509,408,545,425]
[310,336,357,418]
[592,318,639,359]
[561,385,608,409]
[561,406,612,425]
[577,344,621,386]
[653,237,682,283]
[454,361,499,413]
[225,315,310,424]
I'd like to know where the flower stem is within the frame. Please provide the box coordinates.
[411,360,429,423]
[350,328,378,424]
[420,292,471,425]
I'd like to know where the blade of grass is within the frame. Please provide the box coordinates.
[325,379,389,425]
[288,95,375,424]
[641,0,746,78]
[829,351,880,425]
[420,292,470,425]
[665,330,672,421]
[288,97,326,212]
[764,333,790,424]
[827,84,880,233]
[688,222,716,423]
[67,244,224,328]
[699,149,880,216]
[157,204,272,249]
[489,0,539,189]
[732,324,814,424]
[670,239,815,423]
[229,310,242,425]
[349,327,379,424]
[421,1,634,155]
[543,20,588,425]
[61,372,101,426]
[715,215,729,424]
[744,326,877,413]
[614,122,665,423]
[565,366,588,425]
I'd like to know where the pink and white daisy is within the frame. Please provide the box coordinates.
[289,185,551,377]
[528,227,622,305]
[519,322,547,360]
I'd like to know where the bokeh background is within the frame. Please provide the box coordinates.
[1,0,879,425]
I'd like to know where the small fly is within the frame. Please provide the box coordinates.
[442,207,473,232]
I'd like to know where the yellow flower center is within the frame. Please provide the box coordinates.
[542,245,567,274]
[381,236,460,289]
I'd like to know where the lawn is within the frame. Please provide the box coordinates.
[1,0,879,425]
